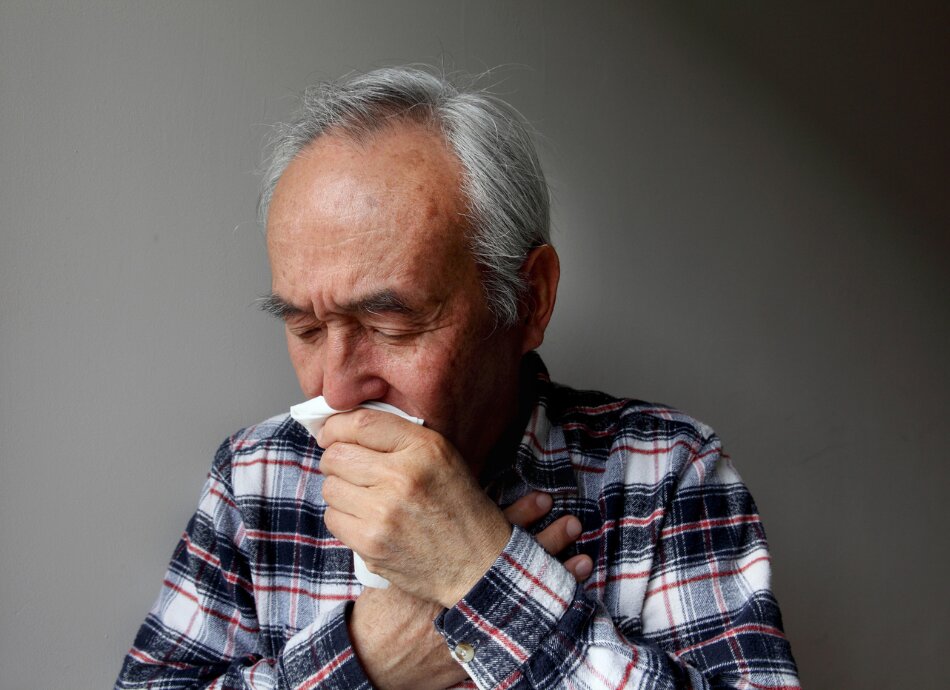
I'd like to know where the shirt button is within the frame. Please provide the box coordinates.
[452,642,476,663]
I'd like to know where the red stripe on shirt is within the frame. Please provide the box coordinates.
[299,647,353,690]
[611,439,700,456]
[232,456,323,475]
[645,555,772,599]
[676,622,788,656]
[207,486,238,510]
[577,509,666,543]
[525,431,568,455]
[660,514,761,538]
[162,579,259,634]
[495,668,524,690]
[615,658,636,689]
[254,583,358,602]
[501,552,569,610]
[181,535,254,593]
[456,600,528,662]
[128,647,191,670]
[245,530,344,548]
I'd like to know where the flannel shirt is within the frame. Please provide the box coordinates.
[117,354,798,689]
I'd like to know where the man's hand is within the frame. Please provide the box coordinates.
[346,491,593,690]
[502,490,593,581]
[319,408,516,607]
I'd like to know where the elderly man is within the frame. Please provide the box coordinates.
[117,67,798,689]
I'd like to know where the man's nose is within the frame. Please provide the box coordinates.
[320,328,388,410]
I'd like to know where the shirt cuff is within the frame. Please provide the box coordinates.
[434,525,581,689]
[278,601,372,690]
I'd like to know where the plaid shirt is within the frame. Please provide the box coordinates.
[117,355,798,689]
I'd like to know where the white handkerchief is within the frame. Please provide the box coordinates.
[290,396,424,438]
[289,395,424,589]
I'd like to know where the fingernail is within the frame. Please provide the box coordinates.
[535,493,552,510]
[575,559,592,578]
[566,517,582,538]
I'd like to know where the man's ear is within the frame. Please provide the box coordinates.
[519,244,560,354]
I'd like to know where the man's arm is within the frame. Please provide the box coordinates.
[115,438,374,690]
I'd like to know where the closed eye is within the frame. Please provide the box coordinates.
[368,325,415,342]
[290,325,324,342]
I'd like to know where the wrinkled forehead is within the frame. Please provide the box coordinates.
[266,123,469,249]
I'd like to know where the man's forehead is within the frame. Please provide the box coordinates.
[280,122,461,197]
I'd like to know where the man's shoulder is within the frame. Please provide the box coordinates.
[543,380,720,479]
[210,412,318,476]
[548,381,715,442]
[225,412,312,452]
[539,380,733,492]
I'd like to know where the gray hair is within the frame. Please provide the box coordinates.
[259,66,550,327]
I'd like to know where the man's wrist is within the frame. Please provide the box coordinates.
[438,520,513,608]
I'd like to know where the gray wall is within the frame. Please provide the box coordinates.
[1,2,946,688]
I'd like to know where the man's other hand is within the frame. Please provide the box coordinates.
[503,490,594,581]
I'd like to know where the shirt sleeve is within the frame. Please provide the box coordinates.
[115,441,372,690]
[433,436,799,689]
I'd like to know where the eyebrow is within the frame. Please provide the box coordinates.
[258,289,415,320]
[352,289,414,316]
[257,293,305,319]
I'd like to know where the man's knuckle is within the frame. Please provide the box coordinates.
[369,501,393,531]
[401,475,425,502]
[363,525,389,558]
[430,435,453,461]
[320,444,338,466]
[354,409,374,428]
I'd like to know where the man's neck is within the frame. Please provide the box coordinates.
[475,356,540,487]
